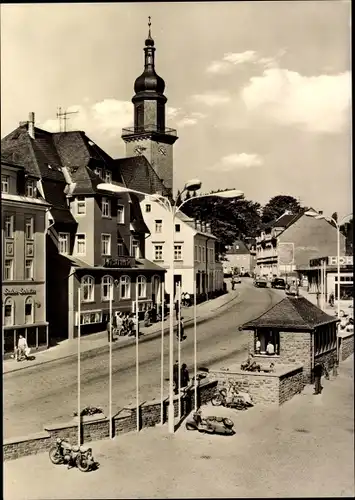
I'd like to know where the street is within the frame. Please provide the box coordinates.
[4,282,281,439]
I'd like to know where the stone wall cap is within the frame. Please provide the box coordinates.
[44,420,77,431]
[141,398,161,407]
[113,409,133,419]
[4,430,50,445]
[338,330,354,339]
[123,401,146,411]
[210,363,303,378]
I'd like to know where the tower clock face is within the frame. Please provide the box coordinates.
[158,145,167,156]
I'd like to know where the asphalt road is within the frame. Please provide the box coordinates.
[4,283,282,439]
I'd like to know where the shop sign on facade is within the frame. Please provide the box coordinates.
[328,256,353,266]
[104,257,134,268]
[3,288,37,296]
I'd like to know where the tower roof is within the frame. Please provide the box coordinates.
[133,17,166,97]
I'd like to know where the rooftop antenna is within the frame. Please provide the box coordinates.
[56,107,79,132]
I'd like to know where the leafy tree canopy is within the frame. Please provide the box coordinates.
[261,195,301,226]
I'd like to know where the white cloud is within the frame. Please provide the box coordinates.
[192,92,231,106]
[177,117,198,127]
[167,107,181,118]
[217,153,264,171]
[241,69,351,133]
[223,50,257,65]
[206,61,234,75]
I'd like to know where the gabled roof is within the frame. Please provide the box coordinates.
[242,296,338,331]
[225,239,250,255]
[115,156,169,196]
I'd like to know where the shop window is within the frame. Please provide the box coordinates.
[120,275,131,299]
[255,330,280,355]
[101,275,113,301]
[4,297,14,326]
[25,297,34,324]
[81,275,94,302]
[78,311,102,325]
[137,275,147,298]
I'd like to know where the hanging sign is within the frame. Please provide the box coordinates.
[328,256,353,266]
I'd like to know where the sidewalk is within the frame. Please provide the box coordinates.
[298,287,353,316]
[3,281,244,375]
[4,355,353,499]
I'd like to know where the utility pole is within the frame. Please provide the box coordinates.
[56,107,79,132]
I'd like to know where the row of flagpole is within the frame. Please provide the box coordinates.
[76,275,197,441]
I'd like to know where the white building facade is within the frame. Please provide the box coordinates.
[141,199,224,299]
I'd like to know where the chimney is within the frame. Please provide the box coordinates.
[318,210,323,215]
[28,112,35,140]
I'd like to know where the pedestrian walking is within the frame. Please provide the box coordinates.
[106,315,113,343]
[150,304,157,323]
[313,363,324,395]
[181,363,190,388]
[16,334,29,361]
[177,316,185,341]
[116,312,123,336]
[173,360,179,394]
[329,291,335,307]
[144,308,150,327]
[185,292,191,307]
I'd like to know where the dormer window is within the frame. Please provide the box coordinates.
[26,179,36,197]
[1,175,9,193]
[104,171,112,183]
[94,168,103,178]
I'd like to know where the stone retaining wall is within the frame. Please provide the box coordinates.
[339,331,354,361]
[210,364,304,406]
[3,379,217,462]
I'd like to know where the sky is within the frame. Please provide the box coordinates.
[1,1,352,220]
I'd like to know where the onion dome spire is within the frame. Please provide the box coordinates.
[133,16,166,95]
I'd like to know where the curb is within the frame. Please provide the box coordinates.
[4,291,243,375]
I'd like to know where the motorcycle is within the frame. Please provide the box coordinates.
[185,410,235,435]
[49,437,98,472]
[211,384,253,410]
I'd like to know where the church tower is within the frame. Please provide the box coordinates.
[122,18,178,193]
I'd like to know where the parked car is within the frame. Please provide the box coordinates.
[271,278,286,290]
[253,277,268,288]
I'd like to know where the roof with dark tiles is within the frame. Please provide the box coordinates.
[115,156,169,196]
[242,296,338,331]
[41,179,77,225]
[225,239,250,255]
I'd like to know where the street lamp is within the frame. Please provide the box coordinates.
[97,181,244,433]
[305,210,352,362]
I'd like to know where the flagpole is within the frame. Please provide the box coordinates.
[160,280,165,425]
[77,287,81,447]
[177,283,181,420]
[136,281,139,432]
[194,276,197,411]
[109,283,113,439]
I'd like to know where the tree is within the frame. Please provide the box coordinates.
[184,191,191,201]
[340,218,353,255]
[331,212,338,223]
[262,195,301,226]
[175,189,182,206]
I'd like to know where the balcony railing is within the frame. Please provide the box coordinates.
[122,125,177,137]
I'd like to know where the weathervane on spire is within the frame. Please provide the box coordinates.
[148,16,151,36]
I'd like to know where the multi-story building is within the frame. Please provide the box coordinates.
[1,156,50,355]
[223,239,256,276]
[255,209,346,280]
[1,117,165,341]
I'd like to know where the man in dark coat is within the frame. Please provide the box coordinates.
[313,363,324,395]
[173,360,179,394]
[181,363,190,388]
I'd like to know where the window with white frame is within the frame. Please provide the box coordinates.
[4,297,14,326]
[82,275,95,302]
[145,204,151,213]
[120,275,131,299]
[4,259,13,280]
[104,171,112,183]
[117,204,125,224]
[59,233,70,254]
[77,196,86,215]
[4,215,14,238]
[117,240,124,256]
[174,244,183,261]
[102,197,111,217]
[1,175,9,193]
[155,219,162,233]
[101,234,111,256]
[154,244,163,260]
[76,234,86,255]
[25,216,34,240]
[25,259,34,280]
[25,297,34,324]
[137,275,147,298]
[26,179,36,198]
[101,275,113,301]
[132,239,140,258]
